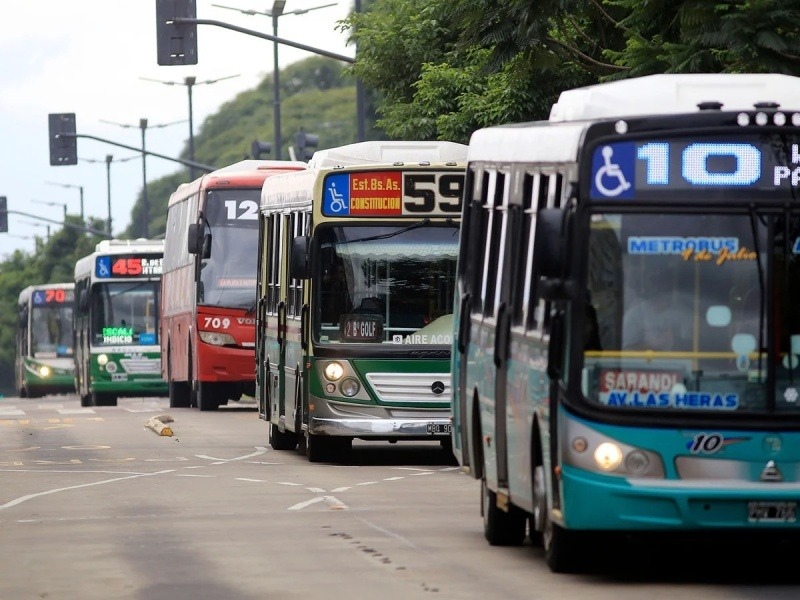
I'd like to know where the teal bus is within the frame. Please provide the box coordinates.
[452,73,800,572]
[15,283,76,398]
[257,141,467,462]
[73,238,168,406]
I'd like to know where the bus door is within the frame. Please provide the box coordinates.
[269,214,290,430]
[282,212,306,435]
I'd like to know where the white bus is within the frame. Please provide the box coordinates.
[74,238,167,406]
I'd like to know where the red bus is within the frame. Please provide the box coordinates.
[161,159,306,410]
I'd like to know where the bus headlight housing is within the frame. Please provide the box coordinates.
[97,354,109,366]
[564,419,664,478]
[39,365,52,378]
[340,377,360,397]
[324,362,345,382]
[199,331,236,346]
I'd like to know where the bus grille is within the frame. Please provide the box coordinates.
[120,358,161,375]
[365,372,451,404]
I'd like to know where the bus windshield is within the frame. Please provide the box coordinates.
[31,305,73,358]
[314,223,459,345]
[583,211,800,414]
[200,188,260,308]
[90,281,160,346]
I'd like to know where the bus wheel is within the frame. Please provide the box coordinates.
[80,394,92,407]
[481,478,526,546]
[270,423,297,451]
[306,434,350,463]
[92,392,117,407]
[196,382,221,411]
[543,509,583,573]
[168,381,191,408]
[530,464,546,546]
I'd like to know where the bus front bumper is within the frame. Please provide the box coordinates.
[309,415,451,439]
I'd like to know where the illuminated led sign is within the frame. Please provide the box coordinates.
[95,254,163,278]
[589,137,800,200]
[32,288,74,305]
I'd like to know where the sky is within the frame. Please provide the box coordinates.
[0,0,355,260]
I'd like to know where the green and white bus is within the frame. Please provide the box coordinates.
[15,283,76,398]
[257,141,467,462]
[453,73,800,572]
[73,238,167,406]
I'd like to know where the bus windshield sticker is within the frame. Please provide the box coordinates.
[323,171,464,217]
[598,368,739,410]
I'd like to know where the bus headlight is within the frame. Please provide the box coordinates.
[564,419,665,478]
[97,354,109,366]
[39,365,52,378]
[594,442,623,471]
[340,377,360,397]
[199,331,236,346]
[324,362,345,381]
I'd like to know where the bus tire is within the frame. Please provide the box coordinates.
[481,478,526,546]
[270,423,297,451]
[92,392,116,407]
[169,381,191,408]
[306,434,350,463]
[80,394,91,407]
[544,521,583,574]
[196,382,221,411]
[530,464,546,547]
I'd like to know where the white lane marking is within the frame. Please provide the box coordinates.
[57,408,95,415]
[356,481,378,486]
[195,447,268,462]
[278,481,303,487]
[383,477,405,481]
[0,408,25,416]
[411,472,434,476]
[236,478,267,483]
[175,473,215,478]
[331,486,351,492]
[439,467,461,472]
[288,495,347,511]
[393,467,433,472]
[307,487,326,493]
[39,403,64,409]
[0,469,176,510]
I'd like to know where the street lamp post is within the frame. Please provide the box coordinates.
[45,181,84,221]
[105,154,113,236]
[100,117,185,238]
[140,74,239,180]
[212,2,336,159]
[31,199,67,220]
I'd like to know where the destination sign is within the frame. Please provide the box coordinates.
[322,170,464,217]
[32,288,74,305]
[589,136,800,200]
[95,254,163,278]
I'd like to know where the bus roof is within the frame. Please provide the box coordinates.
[468,73,800,164]
[308,141,468,169]
[92,238,164,254]
[549,73,800,122]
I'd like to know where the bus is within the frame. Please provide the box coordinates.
[161,159,306,411]
[452,73,800,572]
[257,141,467,462]
[74,238,167,407]
[15,283,76,398]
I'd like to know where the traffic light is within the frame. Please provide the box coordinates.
[251,140,272,159]
[156,0,198,66]
[48,113,77,166]
[0,197,7,233]
[294,130,319,161]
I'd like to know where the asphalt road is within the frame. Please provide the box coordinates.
[2,394,800,600]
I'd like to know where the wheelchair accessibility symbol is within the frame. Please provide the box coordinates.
[96,256,111,278]
[323,174,351,215]
[590,143,635,199]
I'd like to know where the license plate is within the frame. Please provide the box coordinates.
[747,501,797,523]
[426,423,452,435]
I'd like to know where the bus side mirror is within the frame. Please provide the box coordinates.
[534,208,574,301]
[290,236,310,279]
[187,223,201,254]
